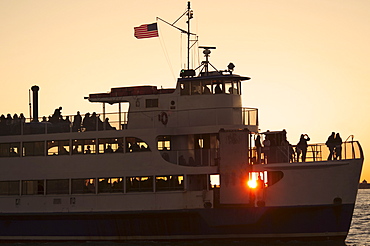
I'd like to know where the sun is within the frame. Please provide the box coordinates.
[247,179,257,189]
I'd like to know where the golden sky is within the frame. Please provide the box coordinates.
[1,0,370,180]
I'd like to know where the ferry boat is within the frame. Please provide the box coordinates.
[0,2,363,242]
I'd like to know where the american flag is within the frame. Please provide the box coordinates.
[134,23,159,39]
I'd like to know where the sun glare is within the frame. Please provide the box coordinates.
[247,179,258,189]
[247,171,268,189]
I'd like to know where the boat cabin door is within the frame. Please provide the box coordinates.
[218,129,252,205]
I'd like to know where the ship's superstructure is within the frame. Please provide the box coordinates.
[0,2,363,242]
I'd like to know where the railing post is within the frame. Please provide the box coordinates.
[119,103,122,130]
[243,108,245,125]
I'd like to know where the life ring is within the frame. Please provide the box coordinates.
[160,112,168,125]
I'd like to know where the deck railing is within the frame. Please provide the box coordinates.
[249,141,363,164]
[0,107,258,136]
[0,112,128,136]
[160,148,219,167]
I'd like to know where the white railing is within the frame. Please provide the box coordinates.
[160,148,219,167]
[0,112,128,136]
[249,141,363,164]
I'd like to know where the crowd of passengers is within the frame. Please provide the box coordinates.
[0,107,116,135]
[253,131,344,164]
[0,113,26,135]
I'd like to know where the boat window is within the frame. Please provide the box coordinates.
[98,138,124,154]
[0,142,20,157]
[72,139,96,155]
[71,178,96,194]
[146,99,158,108]
[210,174,220,188]
[234,81,240,94]
[22,180,44,195]
[126,137,150,152]
[0,181,19,195]
[180,82,190,95]
[224,81,232,94]
[47,140,70,156]
[225,80,240,94]
[202,81,212,94]
[157,136,171,151]
[126,176,154,193]
[157,135,171,161]
[248,171,284,188]
[46,179,69,195]
[23,141,45,156]
[212,80,224,94]
[191,81,202,95]
[155,175,184,191]
[187,174,208,191]
[98,178,123,193]
[267,171,284,186]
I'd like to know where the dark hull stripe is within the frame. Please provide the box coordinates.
[0,204,354,241]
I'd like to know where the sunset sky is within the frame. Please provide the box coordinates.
[1,0,369,181]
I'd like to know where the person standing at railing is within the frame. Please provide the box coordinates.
[262,136,270,164]
[296,134,310,162]
[255,134,262,164]
[326,132,336,160]
[334,133,343,160]
[72,111,82,132]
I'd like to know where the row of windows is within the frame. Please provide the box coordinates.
[0,175,185,196]
[180,80,241,96]
[0,137,150,157]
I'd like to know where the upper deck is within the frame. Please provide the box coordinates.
[87,70,257,132]
[0,69,258,138]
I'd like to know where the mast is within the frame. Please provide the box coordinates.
[186,1,192,70]
[157,1,195,73]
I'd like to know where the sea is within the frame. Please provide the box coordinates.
[0,189,369,246]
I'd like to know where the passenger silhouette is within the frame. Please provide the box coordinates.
[334,133,343,160]
[262,137,270,164]
[85,146,91,154]
[104,118,115,130]
[72,111,82,132]
[326,132,336,160]
[161,147,170,161]
[105,145,114,153]
[296,134,310,162]
[215,84,222,94]
[255,135,262,164]
[82,113,92,131]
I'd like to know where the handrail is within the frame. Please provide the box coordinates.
[160,148,219,167]
[344,135,355,160]
[249,141,362,165]
[345,135,354,142]
[0,111,128,136]
[0,106,258,136]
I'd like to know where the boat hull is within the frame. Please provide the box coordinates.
[0,203,354,241]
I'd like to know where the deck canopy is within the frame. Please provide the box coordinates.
[88,86,175,104]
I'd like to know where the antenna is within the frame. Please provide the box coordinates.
[157,1,196,70]
[186,1,193,70]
